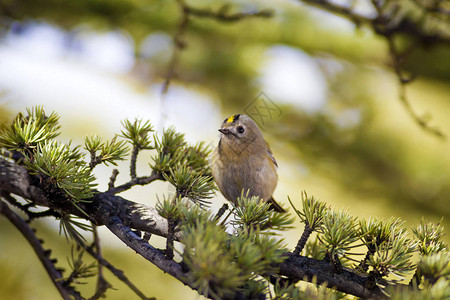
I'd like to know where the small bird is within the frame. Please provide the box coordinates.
[211,114,285,212]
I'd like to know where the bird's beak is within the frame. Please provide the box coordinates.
[219,128,236,136]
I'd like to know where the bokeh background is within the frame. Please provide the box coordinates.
[0,0,449,299]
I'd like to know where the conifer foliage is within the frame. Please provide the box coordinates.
[0,107,448,299]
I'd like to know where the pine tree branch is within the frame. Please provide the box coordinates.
[299,0,372,26]
[0,191,60,220]
[105,216,188,280]
[83,241,152,300]
[0,157,413,298]
[108,169,119,190]
[88,226,112,300]
[0,198,82,300]
[292,224,313,256]
[279,254,391,298]
[107,170,163,194]
[130,145,139,179]
[0,157,173,237]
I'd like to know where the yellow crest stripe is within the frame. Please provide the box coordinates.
[226,114,241,123]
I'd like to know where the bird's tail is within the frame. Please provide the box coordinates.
[268,197,286,213]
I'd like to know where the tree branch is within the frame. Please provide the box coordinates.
[0,157,412,298]
[279,254,389,299]
[292,224,313,256]
[0,198,82,300]
[0,157,178,239]
[297,0,448,139]
[108,170,163,194]
[83,240,152,300]
[105,216,189,285]
[161,0,273,94]
[299,0,372,26]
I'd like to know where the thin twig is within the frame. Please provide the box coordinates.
[90,225,111,300]
[0,191,60,220]
[130,145,139,179]
[165,218,176,260]
[161,0,190,95]
[298,0,446,139]
[299,0,373,26]
[83,243,152,300]
[293,224,313,256]
[143,232,152,243]
[108,169,119,191]
[213,203,229,222]
[387,36,445,138]
[184,3,273,22]
[89,152,103,169]
[108,171,163,194]
[162,0,274,95]
[0,198,82,300]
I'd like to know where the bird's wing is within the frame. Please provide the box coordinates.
[267,149,278,168]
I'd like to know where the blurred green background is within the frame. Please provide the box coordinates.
[0,0,449,299]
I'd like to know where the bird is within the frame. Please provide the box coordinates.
[211,114,285,212]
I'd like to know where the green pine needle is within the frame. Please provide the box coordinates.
[120,118,154,150]
[303,236,327,260]
[163,165,215,207]
[85,134,129,166]
[63,246,97,285]
[151,127,186,174]
[0,106,60,152]
[232,193,294,233]
[320,209,360,260]
[59,214,93,246]
[359,217,404,251]
[417,252,450,284]
[368,229,417,281]
[25,140,96,202]
[289,191,328,232]
[412,218,447,256]
[183,141,213,175]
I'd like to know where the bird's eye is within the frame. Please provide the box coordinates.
[237,126,245,134]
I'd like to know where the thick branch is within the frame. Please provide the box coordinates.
[0,157,410,298]
[0,157,179,239]
[279,254,387,298]
[105,216,189,285]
